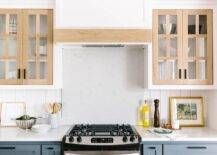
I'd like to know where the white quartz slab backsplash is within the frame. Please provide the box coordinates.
[61,46,207,125]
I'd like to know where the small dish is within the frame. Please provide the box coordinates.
[154,128,173,134]
[32,124,51,133]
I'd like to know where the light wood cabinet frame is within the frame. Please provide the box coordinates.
[153,9,213,85]
[22,9,53,85]
[182,9,213,85]
[153,10,183,85]
[0,9,23,85]
[0,9,53,85]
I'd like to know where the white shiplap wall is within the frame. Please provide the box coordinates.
[0,89,61,117]
[205,90,217,129]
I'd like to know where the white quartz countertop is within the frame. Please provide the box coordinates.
[0,125,70,142]
[1,125,217,142]
[135,126,217,142]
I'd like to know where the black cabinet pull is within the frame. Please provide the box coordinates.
[184,69,187,79]
[17,69,21,79]
[179,69,182,79]
[23,69,26,79]
[0,147,15,150]
[148,147,156,149]
[47,147,54,150]
[187,146,207,149]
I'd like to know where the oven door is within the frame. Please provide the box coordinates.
[64,151,140,155]
[64,151,101,155]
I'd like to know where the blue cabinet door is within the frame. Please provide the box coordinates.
[16,145,41,155]
[0,145,16,155]
[143,144,162,155]
[42,145,61,155]
[164,144,217,155]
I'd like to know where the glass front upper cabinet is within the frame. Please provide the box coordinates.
[153,10,183,84]
[23,10,53,85]
[183,10,213,85]
[153,9,213,85]
[0,10,22,84]
[0,9,53,85]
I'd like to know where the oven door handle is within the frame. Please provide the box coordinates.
[64,151,140,155]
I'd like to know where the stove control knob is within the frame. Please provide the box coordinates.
[77,136,82,143]
[130,136,135,142]
[69,136,74,142]
[122,136,128,142]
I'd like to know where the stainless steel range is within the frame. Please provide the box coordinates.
[62,124,141,155]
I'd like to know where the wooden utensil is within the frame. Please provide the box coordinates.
[53,103,62,114]
[45,103,62,114]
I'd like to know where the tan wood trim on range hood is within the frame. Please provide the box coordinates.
[54,28,152,43]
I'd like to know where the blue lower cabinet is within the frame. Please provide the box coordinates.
[143,144,162,155]
[16,145,41,155]
[0,145,16,155]
[42,145,61,155]
[164,144,217,155]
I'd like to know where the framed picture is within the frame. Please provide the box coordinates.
[169,97,204,127]
[0,102,26,126]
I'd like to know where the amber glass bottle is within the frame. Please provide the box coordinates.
[154,99,160,128]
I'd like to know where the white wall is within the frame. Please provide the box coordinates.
[61,46,207,125]
[205,90,217,129]
[55,0,145,28]
[0,0,53,8]
[0,89,61,117]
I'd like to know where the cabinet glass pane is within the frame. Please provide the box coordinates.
[0,61,5,79]
[188,38,196,57]
[40,62,47,79]
[39,37,47,58]
[158,61,167,80]
[199,15,207,34]
[188,15,196,34]
[8,36,17,57]
[40,15,47,35]
[199,60,207,80]
[170,37,177,57]
[198,38,207,57]
[29,15,36,37]
[9,15,17,34]
[158,38,167,57]
[158,15,166,34]
[188,61,196,79]
[168,60,178,79]
[28,38,36,57]
[0,37,4,57]
[169,15,177,34]
[0,15,6,34]
[7,61,16,79]
[27,61,36,79]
